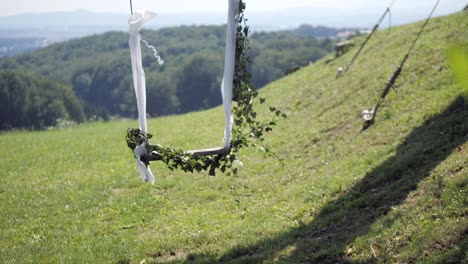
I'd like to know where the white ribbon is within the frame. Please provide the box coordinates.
[222,0,240,147]
[129,10,156,184]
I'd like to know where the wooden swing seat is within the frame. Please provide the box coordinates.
[145,146,230,161]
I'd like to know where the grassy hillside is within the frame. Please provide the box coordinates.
[0,12,467,263]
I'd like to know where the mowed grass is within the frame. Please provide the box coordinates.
[1,12,467,263]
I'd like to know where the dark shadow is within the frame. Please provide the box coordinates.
[433,227,468,264]
[161,96,467,263]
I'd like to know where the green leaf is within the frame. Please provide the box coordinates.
[448,45,468,94]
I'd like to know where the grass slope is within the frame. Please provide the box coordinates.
[0,12,467,263]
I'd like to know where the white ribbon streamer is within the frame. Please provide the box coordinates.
[129,10,156,184]
[222,0,240,147]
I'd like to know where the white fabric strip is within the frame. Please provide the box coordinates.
[129,10,155,133]
[129,10,156,184]
[221,0,240,147]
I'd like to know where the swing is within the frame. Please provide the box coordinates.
[125,0,285,182]
[362,0,441,130]
[343,0,397,74]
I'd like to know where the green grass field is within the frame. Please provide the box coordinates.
[1,12,467,263]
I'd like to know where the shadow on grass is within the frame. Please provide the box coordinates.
[162,96,467,263]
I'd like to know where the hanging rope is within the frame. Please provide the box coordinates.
[388,7,392,30]
[344,0,397,73]
[362,0,442,130]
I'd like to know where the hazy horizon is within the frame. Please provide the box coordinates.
[0,2,465,30]
[2,0,466,16]
[1,0,465,28]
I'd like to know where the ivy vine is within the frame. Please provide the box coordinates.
[126,0,286,176]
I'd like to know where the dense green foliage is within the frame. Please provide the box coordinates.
[0,13,466,264]
[0,25,333,128]
[0,70,85,129]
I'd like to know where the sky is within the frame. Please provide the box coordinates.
[0,0,466,29]
[1,0,466,16]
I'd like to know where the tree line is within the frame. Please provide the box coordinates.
[0,25,337,130]
[0,70,84,129]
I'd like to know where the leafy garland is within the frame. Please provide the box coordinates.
[126,0,286,176]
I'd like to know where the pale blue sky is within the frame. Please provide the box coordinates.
[2,0,465,16]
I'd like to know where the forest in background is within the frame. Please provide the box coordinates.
[0,24,341,130]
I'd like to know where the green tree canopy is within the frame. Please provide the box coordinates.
[0,70,85,130]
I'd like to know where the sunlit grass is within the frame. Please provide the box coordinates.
[0,13,467,263]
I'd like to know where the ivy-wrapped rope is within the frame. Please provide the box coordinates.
[126,0,286,177]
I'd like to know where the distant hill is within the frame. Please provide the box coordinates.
[0,4,462,30]
[0,3,461,57]
[0,25,334,129]
[0,9,353,58]
[0,24,346,58]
